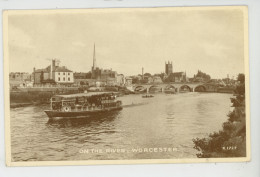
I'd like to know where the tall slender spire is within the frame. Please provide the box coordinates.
[93,43,96,70]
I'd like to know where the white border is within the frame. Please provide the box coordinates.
[3,6,250,167]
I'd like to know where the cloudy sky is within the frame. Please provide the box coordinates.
[7,7,246,79]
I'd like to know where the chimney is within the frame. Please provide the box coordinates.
[52,59,56,70]
[142,67,144,79]
[50,59,56,80]
[93,43,96,70]
[33,67,36,83]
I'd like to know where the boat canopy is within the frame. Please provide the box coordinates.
[52,92,116,99]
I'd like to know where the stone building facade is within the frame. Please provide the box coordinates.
[33,59,74,86]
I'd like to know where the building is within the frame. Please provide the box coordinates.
[163,61,188,83]
[167,72,187,82]
[152,76,163,83]
[33,59,74,86]
[74,72,92,86]
[145,76,163,84]
[74,78,96,87]
[116,74,125,86]
[125,77,133,86]
[53,66,74,84]
[9,72,32,88]
[90,44,119,85]
[91,44,117,80]
[9,72,31,81]
[74,72,92,79]
[33,67,50,84]
[165,61,173,75]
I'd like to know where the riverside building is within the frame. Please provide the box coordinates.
[33,59,74,86]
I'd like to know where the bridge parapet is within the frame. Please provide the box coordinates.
[133,82,205,93]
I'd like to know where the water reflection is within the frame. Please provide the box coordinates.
[46,111,120,128]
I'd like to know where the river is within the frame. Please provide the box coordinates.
[10,92,232,161]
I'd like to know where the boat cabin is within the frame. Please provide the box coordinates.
[50,92,122,112]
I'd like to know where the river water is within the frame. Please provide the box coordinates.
[10,92,232,161]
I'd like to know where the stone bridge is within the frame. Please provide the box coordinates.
[132,83,219,93]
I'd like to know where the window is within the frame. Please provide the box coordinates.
[58,77,60,81]
[63,77,65,81]
[68,73,70,75]
[58,72,60,75]
[68,77,70,81]
[63,72,65,75]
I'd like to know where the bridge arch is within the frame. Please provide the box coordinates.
[149,85,163,93]
[194,85,207,92]
[165,84,176,90]
[203,84,218,92]
[179,85,193,92]
[134,85,146,92]
[164,84,177,93]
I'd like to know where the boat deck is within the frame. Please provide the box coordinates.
[45,106,122,119]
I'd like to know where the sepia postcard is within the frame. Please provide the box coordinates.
[3,6,250,166]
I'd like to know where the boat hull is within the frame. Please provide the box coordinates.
[44,107,122,119]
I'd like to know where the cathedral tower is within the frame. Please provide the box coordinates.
[165,61,173,75]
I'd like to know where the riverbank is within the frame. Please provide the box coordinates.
[10,86,133,104]
[10,103,33,108]
[192,83,246,157]
[9,85,233,108]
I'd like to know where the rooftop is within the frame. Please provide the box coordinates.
[34,65,72,73]
[53,92,116,98]
[169,72,185,77]
[54,66,72,72]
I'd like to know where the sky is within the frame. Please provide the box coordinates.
[7,7,246,79]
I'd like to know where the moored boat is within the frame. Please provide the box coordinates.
[44,92,122,119]
[142,94,154,98]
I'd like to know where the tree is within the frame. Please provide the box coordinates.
[131,77,140,84]
[86,72,92,79]
[144,73,152,77]
[140,79,148,84]
[194,70,211,82]
[158,73,166,81]
[237,73,245,84]
[192,79,246,158]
